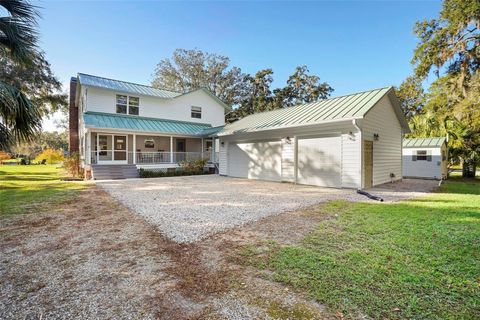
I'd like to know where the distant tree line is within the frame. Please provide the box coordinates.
[394,0,479,176]
[8,131,68,162]
[152,48,333,122]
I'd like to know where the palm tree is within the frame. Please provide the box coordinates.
[0,0,42,150]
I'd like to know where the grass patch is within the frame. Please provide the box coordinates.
[237,179,480,319]
[0,165,88,216]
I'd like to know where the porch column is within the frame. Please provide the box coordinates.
[95,133,99,164]
[170,136,173,163]
[86,130,91,165]
[201,138,204,159]
[133,134,136,164]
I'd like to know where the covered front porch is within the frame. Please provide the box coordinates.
[86,131,218,166]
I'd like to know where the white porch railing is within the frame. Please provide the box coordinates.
[90,151,219,165]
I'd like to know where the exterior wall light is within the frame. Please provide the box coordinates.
[285,136,292,144]
[373,133,380,141]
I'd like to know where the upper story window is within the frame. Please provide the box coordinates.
[116,94,139,115]
[191,106,202,119]
[129,97,139,115]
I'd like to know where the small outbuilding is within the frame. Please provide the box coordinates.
[402,137,448,180]
[217,87,410,189]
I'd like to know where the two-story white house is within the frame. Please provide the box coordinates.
[70,74,410,187]
[69,73,227,179]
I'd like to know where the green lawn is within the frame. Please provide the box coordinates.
[238,178,480,319]
[0,165,87,216]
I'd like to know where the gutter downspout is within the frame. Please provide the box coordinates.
[352,119,361,133]
[352,119,363,189]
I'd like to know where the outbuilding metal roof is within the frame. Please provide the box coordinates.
[218,86,409,135]
[83,112,213,136]
[403,137,446,148]
[78,73,181,99]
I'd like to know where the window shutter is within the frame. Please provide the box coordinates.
[412,155,417,161]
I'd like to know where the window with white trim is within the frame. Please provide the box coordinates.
[129,96,139,115]
[116,94,139,115]
[191,106,202,119]
[416,150,427,161]
[144,138,155,148]
[413,150,432,161]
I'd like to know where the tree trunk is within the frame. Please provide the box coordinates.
[462,159,477,178]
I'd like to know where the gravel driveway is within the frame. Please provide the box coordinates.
[98,175,438,243]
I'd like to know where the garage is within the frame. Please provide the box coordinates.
[227,140,282,181]
[297,136,342,187]
[217,87,411,189]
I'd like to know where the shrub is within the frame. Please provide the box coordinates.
[0,151,10,164]
[178,158,208,174]
[35,148,64,164]
[63,152,83,178]
[139,161,210,179]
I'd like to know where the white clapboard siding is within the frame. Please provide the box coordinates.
[281,138,295,182]
[85,86,225,127]
[362,95,403,186]
[341,132,361,188]
[219,140,228,175]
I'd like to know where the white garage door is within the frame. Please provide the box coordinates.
[228,140,282,181]
[297,136,342,187]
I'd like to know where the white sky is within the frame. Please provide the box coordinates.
[42,110,65,132]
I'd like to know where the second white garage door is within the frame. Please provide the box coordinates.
[228,140,282,181]
[297,136,342,187]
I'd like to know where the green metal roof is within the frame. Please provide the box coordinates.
[198,125,225,137]
[77,74,230,110]
[403,137,446,148]
[78,73,181,99]
[83,112,213,136]
[218,86,409,135]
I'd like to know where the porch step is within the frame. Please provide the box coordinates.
[91,164,139,180]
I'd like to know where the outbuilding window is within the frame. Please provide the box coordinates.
[417,150,427,161]
[413,150,432,161]
[116,94,140,115]
[191,106,202,119]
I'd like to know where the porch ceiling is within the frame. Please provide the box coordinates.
[84,112,213,136]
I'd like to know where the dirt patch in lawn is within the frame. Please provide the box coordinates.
[1,185,336,319]
[0,187,233,319]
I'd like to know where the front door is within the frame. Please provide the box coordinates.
[176,139,186,162]
[363,140,373,188]
[113,136,127,162]
[98,134,111,162]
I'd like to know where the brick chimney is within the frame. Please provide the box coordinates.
[68,77,79,153]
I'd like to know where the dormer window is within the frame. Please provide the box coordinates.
[116,94,139,115]
[191,106,202,119]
